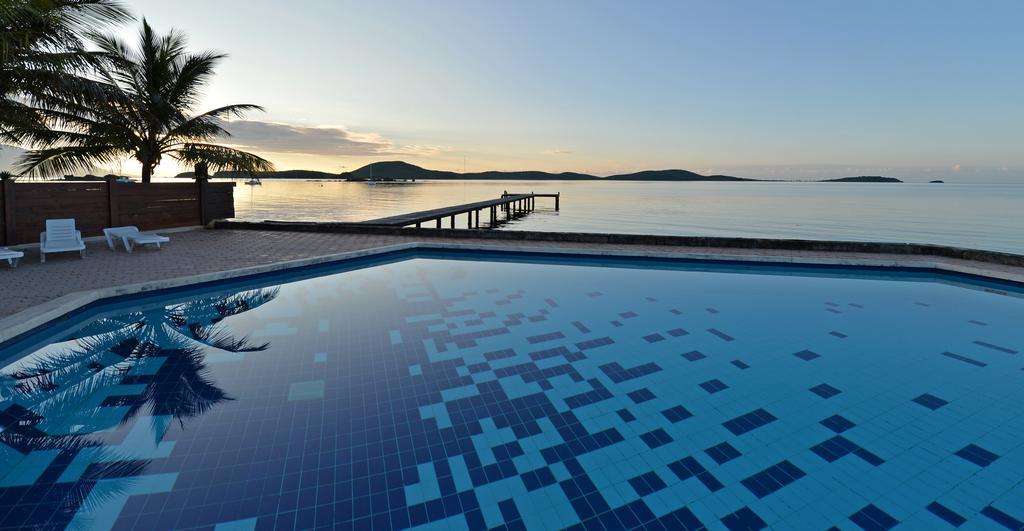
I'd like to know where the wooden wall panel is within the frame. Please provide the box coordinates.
[115,184,199,230]
[1,181,234,244]
[7,182,108,244]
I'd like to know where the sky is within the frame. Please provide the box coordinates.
[12,0,1024,181]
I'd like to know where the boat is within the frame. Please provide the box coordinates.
[244,177,262,185]
[364,178,417,185]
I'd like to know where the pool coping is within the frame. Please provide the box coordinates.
[2,240,1023,347]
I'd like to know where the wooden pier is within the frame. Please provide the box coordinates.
[361,192,559,229]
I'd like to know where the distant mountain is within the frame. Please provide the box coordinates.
[341,161,749,181]
[342,161,597,181]
[172,160,903,183]
[605,169,751,181]
[821,176,903,183]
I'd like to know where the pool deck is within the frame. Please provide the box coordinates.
[2,228,1023,344]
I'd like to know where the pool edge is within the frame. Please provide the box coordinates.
[2,240,1023,348]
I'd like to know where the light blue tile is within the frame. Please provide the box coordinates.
[215,517,258,531]
[288,380,325,401]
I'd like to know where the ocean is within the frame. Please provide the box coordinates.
[225,179,1024,254]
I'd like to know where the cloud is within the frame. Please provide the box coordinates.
[951,164,961,172]
[216,120,450,157]
[543,149,572,155]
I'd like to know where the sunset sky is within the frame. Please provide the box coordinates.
[13,0,1024,181]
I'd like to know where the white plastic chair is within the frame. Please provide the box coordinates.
[40,218,86,263]
[0,247,23,268]
[103,226,170,253]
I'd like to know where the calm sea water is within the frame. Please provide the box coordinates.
[226,180,1024,254]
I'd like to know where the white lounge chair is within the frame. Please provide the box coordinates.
[0,247,23,268]
[40,219,86,263]
[103,226,170,253]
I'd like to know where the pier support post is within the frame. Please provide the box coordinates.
[450,215,455,228]
[436,218,441,229]
[555,193,560,211]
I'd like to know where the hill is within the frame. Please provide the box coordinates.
[821,176,903,183]
[605,169,751,181]
[341,161,597,181]
[170,161,903,183]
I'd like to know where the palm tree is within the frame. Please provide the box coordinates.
[1,0,130,146]
[16,19,274,182]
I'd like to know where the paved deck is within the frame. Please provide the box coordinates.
[1,228,1022,323]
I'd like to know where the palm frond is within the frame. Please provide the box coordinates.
[172,143,275,174]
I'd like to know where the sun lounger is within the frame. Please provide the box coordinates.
[103,226,170,253]
[0,247,23,268]
[40,219,86,263]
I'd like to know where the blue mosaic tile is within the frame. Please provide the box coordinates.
[926,501,966,527]
[981,505,1024,529]
[2,254,1023,530]
[941,351,987,367]
[721,506,767,530]
[723,408,777,435]
[912,393,949,410]
[699,378,729,394]
[639,429,673,449]
[849,504,899,530]
[793,349,821,361]
[955,444,999,467]
[682,350,706,362]
[661,405,694,423]
[705,441,741,464]
[627,389,656,404]
[820,414,856,433]
[741,460,806,499]
[628,471,667,497]
[810,383,842,398]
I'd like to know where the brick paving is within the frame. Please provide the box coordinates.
[1,228,1021,321]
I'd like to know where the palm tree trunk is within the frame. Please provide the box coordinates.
[141,162,153,183]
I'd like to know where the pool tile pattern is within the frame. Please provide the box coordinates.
[1,256,1023,529]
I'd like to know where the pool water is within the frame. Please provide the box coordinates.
[1,253,1023,530]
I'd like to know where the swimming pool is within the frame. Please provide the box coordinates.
[1,250,1022,530]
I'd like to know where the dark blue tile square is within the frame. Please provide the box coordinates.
[793,349,821,361]
[981,505,1024,530]
[809,383,841,399]
[699,379,728,394]
[639,429,673,449]
[955,444,999,467]
[820,414,855,433]
[912,393,949,410]
[628,471,667,497]
[705,441,741,464]
[721,506,767,531]
[849,504,898,530]
[926,502,965,527]
[682,351,706,362]
[661,405,693,423]
[628,389,656,403]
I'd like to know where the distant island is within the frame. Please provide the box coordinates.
[173,160,904,183]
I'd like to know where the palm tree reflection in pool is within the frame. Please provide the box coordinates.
[0,287,279,523]
[2,287,279,429]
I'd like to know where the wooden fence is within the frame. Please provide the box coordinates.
[0,179,234,246]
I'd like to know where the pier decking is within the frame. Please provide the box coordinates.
[362,192,559,229]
